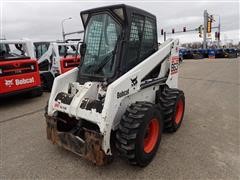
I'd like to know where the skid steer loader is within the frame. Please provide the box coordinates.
[34,41,81,91]
[45,4,185,167]
[0,40,42,98]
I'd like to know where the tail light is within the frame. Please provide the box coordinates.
[30,65,35,70]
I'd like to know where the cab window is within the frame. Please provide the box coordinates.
[124,14,157,72]
[34,43,50,59]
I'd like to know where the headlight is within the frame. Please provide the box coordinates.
[0,68,2,74]
[65,62,68,67]
[30,65,35,70]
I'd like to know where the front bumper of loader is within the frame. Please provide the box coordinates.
[45,114,111,165]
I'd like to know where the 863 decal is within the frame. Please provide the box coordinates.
[171,56,179,75]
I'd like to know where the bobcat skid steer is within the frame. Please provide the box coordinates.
[34,41,81,91]
[45,4,185,167]
[0,40,42,98]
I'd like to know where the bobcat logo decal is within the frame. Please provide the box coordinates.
[5,79,14,87]
[131,76,138,87]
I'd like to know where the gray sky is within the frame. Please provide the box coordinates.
[1,0,239,44]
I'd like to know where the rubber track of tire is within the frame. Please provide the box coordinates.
[115,101,153,165]
[158,86,184,132]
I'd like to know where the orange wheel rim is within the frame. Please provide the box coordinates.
[175,98,184,124]
[144,118,160,153]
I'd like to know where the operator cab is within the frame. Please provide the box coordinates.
[34,42,51,59]
[58,44,77,57]
[0,43,31,60]
[79,4,158,84]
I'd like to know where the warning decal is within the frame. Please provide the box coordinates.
[171,56,179,75]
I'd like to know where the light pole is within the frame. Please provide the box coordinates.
[203,10,208,49]
[213,14,221,48]
[61,17,72,41]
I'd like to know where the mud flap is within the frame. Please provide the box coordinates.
[45,115,111,165]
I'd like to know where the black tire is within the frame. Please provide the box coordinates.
[40,75,48,91]
[228,53,237,58]
[116,102,163,167]
[40,73,54,92]
[26,88,43,98]
[179,57,183,63]
[158,86,185,133]
[193,54,203,59]
[44,100,49,117]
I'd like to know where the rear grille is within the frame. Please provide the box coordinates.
[0,63,36,77]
